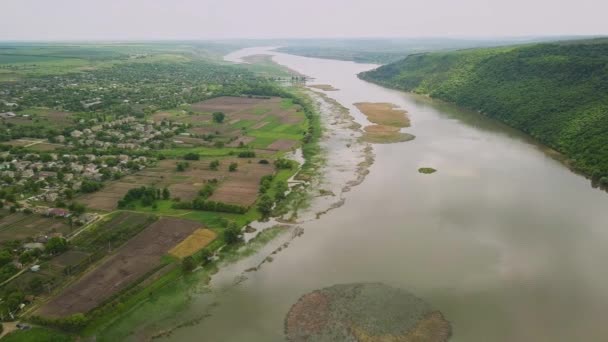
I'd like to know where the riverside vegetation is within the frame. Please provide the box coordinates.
[360,38,608,186]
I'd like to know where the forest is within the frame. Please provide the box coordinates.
[360,38,608,183]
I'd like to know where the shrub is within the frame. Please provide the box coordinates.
[237,151,256,158]
[183,152,200,161]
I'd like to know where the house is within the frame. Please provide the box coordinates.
[44,192,58,202]
[23,242,45,251]
[47,208,69,217]
[21,169,34,178]
[0,112,16,118]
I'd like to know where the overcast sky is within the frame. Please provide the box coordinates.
[1,0,607,40]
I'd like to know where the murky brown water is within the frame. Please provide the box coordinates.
[159,48,608,342]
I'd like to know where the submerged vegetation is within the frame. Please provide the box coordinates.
[285,283,451,341]
[360,38,608,183]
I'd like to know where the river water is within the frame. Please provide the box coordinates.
[159,48,608,342]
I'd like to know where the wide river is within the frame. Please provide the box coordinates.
[162,48,608,341]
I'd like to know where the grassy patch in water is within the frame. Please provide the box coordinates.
[362,125,416,144]
[418,167,437,174]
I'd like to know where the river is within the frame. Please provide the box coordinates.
[151,48,608,341]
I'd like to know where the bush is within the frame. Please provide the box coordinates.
[229,162,238,172]
[183,152,200,161]
[209,160,220,170]
[274,158,293,170]
[182,256,196,273]
[237,151,256,158]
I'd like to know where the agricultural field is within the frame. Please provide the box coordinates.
[0,212,72,242]
[79,157,274,210]
[169,228,217,259]
[37,217,200,317]
[155,96,306,151]
[0,42,316,337]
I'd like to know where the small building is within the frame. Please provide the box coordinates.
[47,208,69,217]
[23,242,45,251]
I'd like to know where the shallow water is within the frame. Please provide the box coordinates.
[161,48,608,342]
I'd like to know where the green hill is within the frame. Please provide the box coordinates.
[359,38,608,183]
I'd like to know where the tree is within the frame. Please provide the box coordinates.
[229,162,238,172]
[224,222,241,244]
[0,250,11,267]
[69,202,86,215]
[212,111,225,123]
[162,187,170,200]
[257,194,274,217]
[182,256,196,273]
[274,181,289,200]
[46,237,68,255]
[209,160,220,170]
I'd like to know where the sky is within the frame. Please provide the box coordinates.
[1,0,607,40]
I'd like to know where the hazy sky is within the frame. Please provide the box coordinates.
[1,0,607,40]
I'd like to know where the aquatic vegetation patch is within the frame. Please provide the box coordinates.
[285,283,451,341]
[362,125,416,144]
[354,102,410,127]
[418,167,437,174]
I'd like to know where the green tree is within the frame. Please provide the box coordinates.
[212,111,225,123]
[257,194,274,217]
[182,256,196,273]
[46,237,68,255]
[224,222,241,244]
[162,187,170,200]
[209,160,220,170]
[229,162,238,172]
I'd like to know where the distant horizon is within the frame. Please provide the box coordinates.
[2,0,607,41]
[0,34,604,44]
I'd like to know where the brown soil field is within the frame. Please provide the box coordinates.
[309,84,339,91]
[80,158,274,210]
[50,250,91,269]
[208,160,274,207]
[0,213,71,242]
[354,102,410,127]
[38,218,201,318]
[226,136,255,147]
[151,112,173,122]
[0,138,40,147]
[169,228,217,259]
[267,139,298,151]
[46,111,73,126]
[191,96,304,126]
[26,142,63,151]
[362,125,416,144]
[191,96,268,114]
